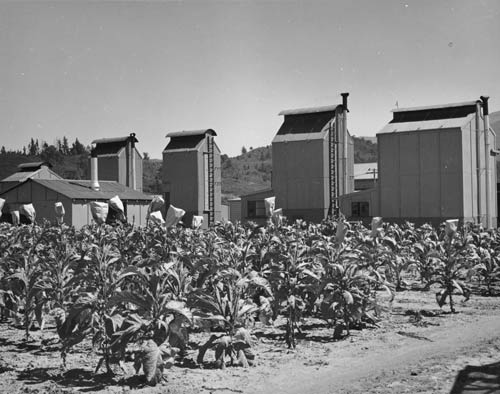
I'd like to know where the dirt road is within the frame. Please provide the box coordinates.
[1,290,499,394]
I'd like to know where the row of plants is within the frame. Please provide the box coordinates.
[0,218,499,385]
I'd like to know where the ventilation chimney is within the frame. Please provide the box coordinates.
[475,100,482,224]
[90,146,100,191]
[129,133,136,190]
[480,96,491,228]
[341,93,349,194]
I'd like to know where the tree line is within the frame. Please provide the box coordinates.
[0,137,89,164]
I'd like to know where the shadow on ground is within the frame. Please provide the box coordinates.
[17,367,148,392]
[449,361,500,394]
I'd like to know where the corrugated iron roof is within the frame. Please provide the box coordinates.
[392,100,479,113]
[18,162,52,170]
[239,188,274,199]
[91,135,138,144]
[278,105,340,116]
[391,101,477,123]
[166,129,216,138]
[91,134,138,155]
[1,171,38,182]
[378,113,475,134]
[1,166,62,183]
[164,129,216,151]
[277,111,335,135]
[354,162,378,180]
[26,179,152,201]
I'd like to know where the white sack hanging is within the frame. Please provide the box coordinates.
[147,196,165,220]
[165,205,185,228]
[20,203,36,223]
[335,221,348,244]
[371,217,383,237]
[11,210,20,226]
[264,197,276,217]
[271,208,283,226]
[0,198,5,220]
[445,219,458,238]
[54,202,65,225]
[192,215,203,229]
[108,195,124,214]
[89,201,109,225]
[148,211,165,226]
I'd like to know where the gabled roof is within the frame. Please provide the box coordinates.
[378,113,476,135]
[18,162,52,171]
[166,129,216,138]
[1,167,62,183]
[91,134,138,155]
[164,129,216,151]
[379,101,480,135]
[390,101,478,123]
[278,105,341,116]
[0,178,152,201]
[276,105,339,136]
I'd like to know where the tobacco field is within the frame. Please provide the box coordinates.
[0,218,500,394]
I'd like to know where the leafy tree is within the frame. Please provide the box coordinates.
[0,146,6,155]
[62,136,70,155]
[71,138,87,155]
[241,146,247,155]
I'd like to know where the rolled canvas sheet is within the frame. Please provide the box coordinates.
[0,198,5,220]
[192,215,203,229]
[11,210,20,226]
[89,201,109,225]
[445,219,459,237]
[54,202,65,224]
[165,205,185,228]
[335,221,348,244]
[271,208,283,226]
[147,196,165,219]
[264,197,276,217]
[109,195,125,214]
[149,210,165,226]
[20,203,36,223]
[371,217,383,237]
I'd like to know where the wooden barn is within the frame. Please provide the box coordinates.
[340,97,497,228]
[162,129,222,227]
[91,133,143,192]
[0,162,62,193]
[0,178,152,227]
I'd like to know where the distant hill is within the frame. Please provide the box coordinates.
[353,136,377,163]
[220,146,272,200]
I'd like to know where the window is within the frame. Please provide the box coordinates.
[247,200,266,218]
[351,201,370,217]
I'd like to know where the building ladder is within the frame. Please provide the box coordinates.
[207,135,215,226]
[328,118,339,217]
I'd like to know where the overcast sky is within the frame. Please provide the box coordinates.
[1,0,499,158]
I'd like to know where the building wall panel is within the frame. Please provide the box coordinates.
[273,139,327,214]
[163,150,199,213]
[98,156,120,183]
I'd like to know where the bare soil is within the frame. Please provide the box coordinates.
[1,288,500,394]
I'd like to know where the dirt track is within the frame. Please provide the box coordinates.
[1,289,500,394]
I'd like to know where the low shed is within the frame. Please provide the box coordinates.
[0,178,152,227]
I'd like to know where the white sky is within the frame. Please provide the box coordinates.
[1,0,499,158]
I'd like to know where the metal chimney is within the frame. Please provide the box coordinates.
[480,96,491,228]
[90,146,100,191]
[129,133,136,190]
[475,100,482,224]
[341,93,349,195]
